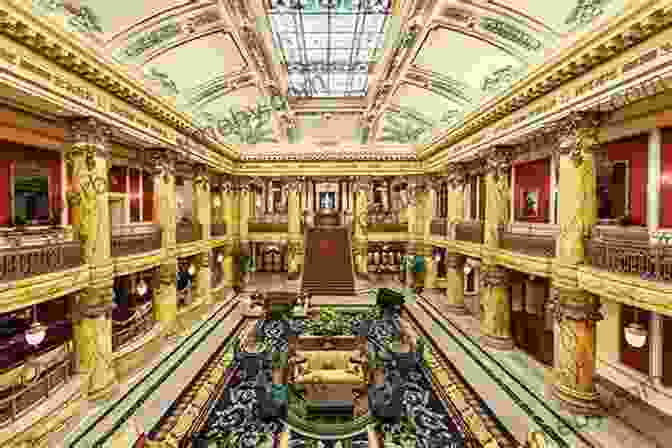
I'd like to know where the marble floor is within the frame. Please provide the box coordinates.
[52,275,668,447]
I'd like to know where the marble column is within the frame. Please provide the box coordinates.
[480,265,514,350]
[222,180,235,287]
[148,149,178,333]
[554,112,599,267]
[66,118,117,399]
[483,149,511,250]
[193,164,211,242]
[650,312,664,387]
[422,180,437,290]
[353,178,370,276]
[71,290,117,400]
[287,179,302,279]
[444,253,467,314]
[551,112,601,413]
[551,288,603,414]
[238,179,251,242]
[155,259,178,333]
[194,251,211,304]
[648,128,661,231]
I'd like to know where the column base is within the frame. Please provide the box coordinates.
[480,334,515,351]
[551,383,603,415]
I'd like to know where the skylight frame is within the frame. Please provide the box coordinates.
[268,1,391,98]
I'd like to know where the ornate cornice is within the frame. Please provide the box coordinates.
[421,2,672,159]
[240,152,418,162]
[66,117,112,162]
[483,146,513,180]
[0,1,237,157]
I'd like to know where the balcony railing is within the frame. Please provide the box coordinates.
[176,222,202,244]
[585,227,672,282]
[430,218,448,237]
[112,302,155,351]
[111,225,162,258]
[454,221,483,244]
[0,348,75,425]
[0,241,83,283]
[211,222,227,238]
[500,231,556,258]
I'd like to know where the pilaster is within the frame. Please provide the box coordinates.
[479,264,514,350]
[287,179,303,279]
[353,178,371,276]
[149,148,177,251]
[551,288,603,414]
[648,128,661,231]
[238,178,251,242]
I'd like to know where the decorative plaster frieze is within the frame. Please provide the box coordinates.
[240,152,418,161]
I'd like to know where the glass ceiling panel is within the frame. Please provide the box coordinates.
[269,0,391,97]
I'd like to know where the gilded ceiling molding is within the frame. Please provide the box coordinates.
[240,152,418,162]
[420,2,672,160]
[0,1,239,159]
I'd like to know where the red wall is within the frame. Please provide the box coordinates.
[514,158,551,223]
[0,161,10,226]
[606,135,648,226]
[661,130,672,228]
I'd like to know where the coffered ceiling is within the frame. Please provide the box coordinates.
[30,0,629,149]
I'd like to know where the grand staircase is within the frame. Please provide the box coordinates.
[301,226,356,296]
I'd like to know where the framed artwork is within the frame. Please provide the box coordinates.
[522,190,540,218]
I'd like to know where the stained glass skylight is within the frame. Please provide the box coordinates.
[268,0,392,97]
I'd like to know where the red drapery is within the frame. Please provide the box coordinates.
[142,172,154,222]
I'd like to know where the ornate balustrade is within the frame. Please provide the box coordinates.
[210,222,227,238]
[112,302,155,351]
[585,226,672,282]
[454,221,483,244]
[176,222,202,244]
[111,225,162,257]
[0,241,83,283]
[499,231,556,258]
[0,349,75,425]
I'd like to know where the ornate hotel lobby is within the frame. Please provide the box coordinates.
[1,0,672,447]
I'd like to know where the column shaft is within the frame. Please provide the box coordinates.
[480,265,514,350]
[552,288,602,414]
[444,253,467,314]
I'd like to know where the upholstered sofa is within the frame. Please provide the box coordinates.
[293,350,363,384]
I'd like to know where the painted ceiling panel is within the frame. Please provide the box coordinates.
[295,113,363,146]
[144,34,245,95]
[80,0,187,38]
[495,0,624,33]
[413,28,525,97]
[392,84,464,127]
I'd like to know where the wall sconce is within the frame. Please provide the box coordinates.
[213,196,222,208]
[177,197,184,209]
[188,263,196,277]
[136,279,148,297]
[624,308,648,348]
[25,304,46,347]
[463,264,473,275]
[217,252,224,263]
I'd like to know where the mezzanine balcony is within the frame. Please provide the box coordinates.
[585,226,672,282]
[110,224,162,258]
[499,224,557,258]
[0,227,83,283]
